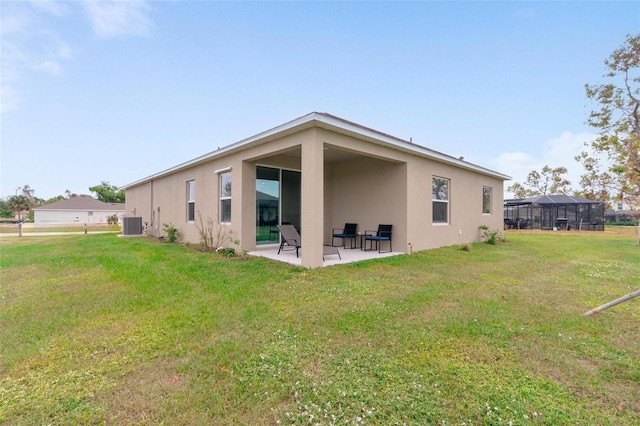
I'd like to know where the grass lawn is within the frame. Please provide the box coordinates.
[0,223,121,234]
[1,227,638,425]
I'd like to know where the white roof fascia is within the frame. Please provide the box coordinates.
[312,113,511,181]
[122,112,510,189]
[121,113,318,189]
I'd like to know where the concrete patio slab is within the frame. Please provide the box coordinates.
[248,244,402,267]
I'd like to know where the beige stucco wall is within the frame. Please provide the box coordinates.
[406,159,504,251]
[318,128,503,253]
[325,157,407,250]
[125,125,505,267]
[125,129,316,250]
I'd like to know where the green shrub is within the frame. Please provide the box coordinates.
[605,220,637,226]
[216,247,236,258]
[478,225,503,245]
[162,223,181,243]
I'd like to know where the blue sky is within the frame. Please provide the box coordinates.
[1,0,638,200]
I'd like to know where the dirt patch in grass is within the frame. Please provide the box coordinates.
[97,357,190,424]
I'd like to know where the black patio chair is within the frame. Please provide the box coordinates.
[332,223,358,249]
[277,224,301,257]
[364,224,392,253]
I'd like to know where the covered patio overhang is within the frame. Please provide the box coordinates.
[240,132,408,268]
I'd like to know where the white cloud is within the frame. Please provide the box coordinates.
[492,131,598,197]
[1,0,153,114]
[0,7,31,36]
[0,7,31,113]
[29,0,70,17]
[56,41,73,59]
[36,60,61,75]
[82,0,153,39]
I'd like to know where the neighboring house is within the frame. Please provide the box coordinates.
[609,200,638,213]
[33,196,125,227]
[123,112,510,267]
[605,199,638,223]
[504,194,605,231]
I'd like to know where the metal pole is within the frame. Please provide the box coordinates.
[583,289,640,316]
[18,222,22,237]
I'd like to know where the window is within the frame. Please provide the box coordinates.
[220,172,231,223]
[482,186,492,214]
[187,180,195,222]
[432,177,449,224]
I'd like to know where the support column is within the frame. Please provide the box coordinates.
[239,161,257,251]
[301,132,324,268]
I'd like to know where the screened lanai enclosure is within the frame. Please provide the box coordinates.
[504,195,605,231]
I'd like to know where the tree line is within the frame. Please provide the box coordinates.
[511,34,639,210]
[1,182,124,221]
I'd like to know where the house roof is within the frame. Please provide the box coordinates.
[33,196,125,211]
[256,191,278,202]
[122,112,511,189]
[505,194,603,205]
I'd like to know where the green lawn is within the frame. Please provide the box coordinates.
[0,223,121,234]
[1,228,638,425]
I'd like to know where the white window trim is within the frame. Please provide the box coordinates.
[219,172,232,224]
[187,180,195,222]
[432,176,450,225]
[482,186,492,215]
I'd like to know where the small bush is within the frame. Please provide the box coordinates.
[195,212,229,251]
[162,223,181,243]
[478,225,503,245]
[216,247,236,258]
[229,237,248,259]
[460,243,472,251]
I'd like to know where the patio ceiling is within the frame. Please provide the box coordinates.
[253,144,403,167]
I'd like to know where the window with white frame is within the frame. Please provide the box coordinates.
[187,180,195,222]
[432,177,449,224]
[220,172,232,223]
[482,186,492,214]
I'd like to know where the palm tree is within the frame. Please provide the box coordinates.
[7,195,32,221]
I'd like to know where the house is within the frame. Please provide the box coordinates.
[504,194,605,231]
[123,112,510,267]
[604,199,638,224]
[33,196,125,227]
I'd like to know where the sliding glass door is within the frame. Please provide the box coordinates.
[256,166,301,244]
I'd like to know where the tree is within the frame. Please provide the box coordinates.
[21,185,35,200]
[89,181,125,203]
[44,195,65,204]
[577,33,640,207]
[6,185,37,220]
[7,195,32,221]
[507,165,571,198]
[0,199,14,218]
